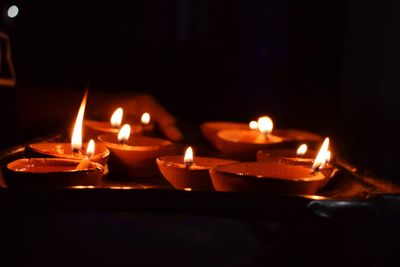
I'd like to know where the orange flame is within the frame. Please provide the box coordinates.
[110,108,123,128]
[118,124,131,144]
[296,144,308,157]
[184,146,194,165]
[86,139,95,157]
[312,137,330,171]
[257,116,273,135]
[71,90,88,151]
[141,112,151,125]
[249,121,258,130]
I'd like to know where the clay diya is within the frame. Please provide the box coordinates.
[98,124,174,177]
[84,107,142,139]
[210,138,334,194]
[157,146,237,190]
[215,116,323,160]
[26,92,110,166]
[4,158,104,188]
[209,161,327,194]
[257,139,336,178]
[201,121,249,146]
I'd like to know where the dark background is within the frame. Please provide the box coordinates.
[1,1,399,178]
[1,1,400,267]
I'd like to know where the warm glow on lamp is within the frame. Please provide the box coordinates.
[257,116,273,135]
[71,91,88,152]
[249,121,258,130]
[86,139,95,157]
[110,108,123,128]
[118,124,131,144]
[296,144,308,157]
[184,146,194,167]
[141,112,151,125]
[312,137,330,171]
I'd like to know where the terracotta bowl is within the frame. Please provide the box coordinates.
[26,142,110,166]
[256,149,336,179]
[84,119,143,140]
[201,121,249,146]
[273,129,322,142]
[156,156,237,190]
[98,133,174,178]
[4,158,104,188]
[210,161,327,195]
[215,129,290,160]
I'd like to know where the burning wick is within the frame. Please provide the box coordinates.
[249,121,258,130]
[296,144,308,158]
[141,112,151,125]
[76,139,95,170]
[312,137,330,173]
[110,108,123,128]
[71,90,88,156]
[184,147,194,168]
[118,124,131,145]
[257,116,273,139]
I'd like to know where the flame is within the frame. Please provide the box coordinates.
[110,108,123,128]
[249,121,258,130]
[86,139,95,157]
[118,124,131,143]
[71,90,88,151]
[184,146,194,165]
[326,150,331,162]
[312,137,330,171]
[296,144,308,157]
[257,116,273,135]
[141,112,151,125]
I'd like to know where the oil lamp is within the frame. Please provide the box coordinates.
[157,146,236,190]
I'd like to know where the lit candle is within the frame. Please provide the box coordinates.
[249,120,258,130]
[84,107,142,139]
[296,144,308,158]
[157,146,236,190]
[76,139,95,170]
[110,107,123,128]
[140,112,155,134]
[98,124,174,177]
[26,91,110,166]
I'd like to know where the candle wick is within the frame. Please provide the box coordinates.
[185,162,193,169]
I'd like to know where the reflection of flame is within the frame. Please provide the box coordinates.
[118,124,131,143]
[249,121,258,130]
[184,146,193,166]
[86,139,95,157]
[312,137,330,171]
[141,112,151,125]
[258,116,273,135]
[110,108,123,128]
[71,90,88,152]
[296,144,308,157]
